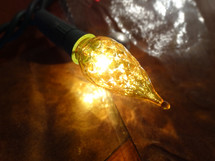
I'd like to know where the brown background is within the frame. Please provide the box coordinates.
[0,0,215,160]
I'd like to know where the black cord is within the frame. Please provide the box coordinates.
[0,22,9,33]
[0,0,86,56]
[33,9,86,55]
[0,0,55,48]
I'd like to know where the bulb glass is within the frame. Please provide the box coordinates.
[73,36,170,109]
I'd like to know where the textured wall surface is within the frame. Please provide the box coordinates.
[0,0,215,160]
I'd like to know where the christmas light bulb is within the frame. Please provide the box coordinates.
[72,34,170,110]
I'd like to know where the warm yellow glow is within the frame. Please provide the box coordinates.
[68,78,122,131]
[93,54,112,74]
[73,36,170,109]
[83,94,94,104]
[83,87,108,105]
[72,81,115,122]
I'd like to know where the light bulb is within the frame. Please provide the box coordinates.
[72,34,170,110]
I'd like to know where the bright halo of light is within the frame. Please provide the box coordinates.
[93,55,112,74]
[75,36,170,109]
[83,88,108,105]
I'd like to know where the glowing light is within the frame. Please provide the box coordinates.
[93,54,112,74]
[70,79,115,123]
[73,35,170,109]
[83,87,108,105]
[83,94,94,104]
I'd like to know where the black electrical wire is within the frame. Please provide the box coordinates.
[0,22,9,33]
[33,9,86,55]
[0,0,86,56]
[0,0,55,48]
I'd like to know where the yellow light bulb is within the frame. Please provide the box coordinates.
[72,35,170,110]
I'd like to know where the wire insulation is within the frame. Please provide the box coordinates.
[0,0,55,48]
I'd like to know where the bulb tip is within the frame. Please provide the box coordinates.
[161,101,170,110]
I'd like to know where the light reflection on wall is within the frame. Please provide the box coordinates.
[82,84,110,108]
[53,72,129,160]
[154,1,166,17]
[70,78,115,122]
[106,0,207,57]
[62,0,207,57]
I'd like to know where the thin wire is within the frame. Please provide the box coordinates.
[0,23,9,33]
[0,11,26,47]
[0,0,55,48]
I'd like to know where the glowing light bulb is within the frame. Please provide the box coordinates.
[72,35,170,110]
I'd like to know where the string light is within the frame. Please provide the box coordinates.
[26,9,170,110]
[0,0,170,110]
[72,35,170,110]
